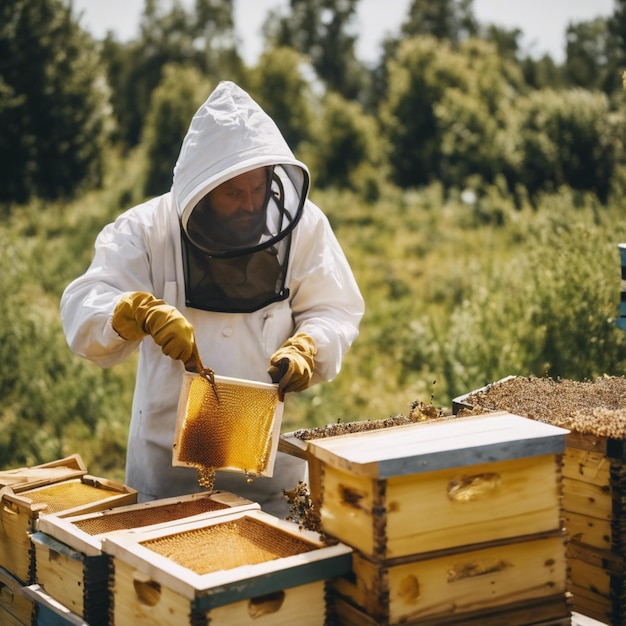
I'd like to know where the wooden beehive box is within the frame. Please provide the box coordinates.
[560,433,626,625]
[0,455,88,585]
[453,375,626,625]
[0,565,35,626]
[297,412,567,560]
[102,509,353,626]
[1,474,136,584]
[330,530,569,625]
[32,491,258,625]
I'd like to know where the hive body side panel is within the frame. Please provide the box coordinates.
[32,540,86,617]
[562,477,612,520]
[204,579,326,625]
[0,504,33,582]
[112,558,193,626]
[564,511,612,551]
[562,449,611,488]
[0,566,35,625]
[320,467,376,556]
[385,454,561,557]
[336,534,567,624]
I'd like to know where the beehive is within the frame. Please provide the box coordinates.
[102,509,353,626]
[173,373,283,486]
[32,491,258,624]
[0,565,34,626]
[0,475,136,584]
[284,412,570,624]
[32,491,259,626]
[454,375,626,625]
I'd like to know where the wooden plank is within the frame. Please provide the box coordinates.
[564,511,612,551]
[102,509,352,607]
[333,532,567,624]
[332,592,572,626]
[562,449,611,489]
[321,454,562,558]
[0,455,87,492]
[305,412,567,478]
[20,584,87,626]
[31,533,89,618]
[0,565,34,625]
[562,477,612,520]
[113,558,329,626]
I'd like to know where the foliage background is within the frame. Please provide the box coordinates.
[2,0,626,480]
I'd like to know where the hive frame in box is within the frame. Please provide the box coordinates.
[173,372,283,478]
[102,509,352,611]
[36,490,259,557]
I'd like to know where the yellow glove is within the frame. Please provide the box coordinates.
[112,292,195,363]
[268,333,317,394]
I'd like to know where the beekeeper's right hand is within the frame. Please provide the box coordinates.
[112,292,195,363]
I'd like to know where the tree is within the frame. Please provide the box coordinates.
[565,18,612,91]
[304,92,387,199]
[401,0,479,44]
[247,47,316,152]
[142,64,212,197]
[0,0,110,204]
[380,36,523,189]
[101,0,241,149]
[510,89,620,202]
[262,0,367,100]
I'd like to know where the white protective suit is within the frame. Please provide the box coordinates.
[60,81,364,516]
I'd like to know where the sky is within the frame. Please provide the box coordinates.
[73,0,616,65]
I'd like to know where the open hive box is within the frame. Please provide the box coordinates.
[32,491,258,626]
[102,508,353,626]
[454,375,626,626]
[284,412,571,625]
[0,471,136,585]
[173,373,283,486]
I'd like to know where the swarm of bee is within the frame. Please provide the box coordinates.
[459,375,626,439]
[293,400,447,442]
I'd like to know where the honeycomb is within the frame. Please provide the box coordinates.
[73,498,227,535]
[23,481,118,514]
[140,516,315,575]
[174,376,279,487]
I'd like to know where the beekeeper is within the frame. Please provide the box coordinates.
[60,81,364,516]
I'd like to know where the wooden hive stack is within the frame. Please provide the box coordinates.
[454,375,626,625]
[0,454,96,585]
[0,565,35,626]
[283,412,571,625]
[30,491,258,626]
[101,508,353,626]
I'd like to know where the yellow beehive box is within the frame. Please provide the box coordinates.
[32,491,258,625]
[0,565,34,626]
[454,375,626,624]
[102,509,353,626]
[332,590,572,626]
[0,475,136,583]
[300,412,567,560]
[330,530,569,625]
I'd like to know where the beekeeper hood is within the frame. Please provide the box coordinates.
[172,81,310,313]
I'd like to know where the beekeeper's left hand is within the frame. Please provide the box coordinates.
[268,333,317,394]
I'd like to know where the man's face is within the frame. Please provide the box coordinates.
[194,167,270,249]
